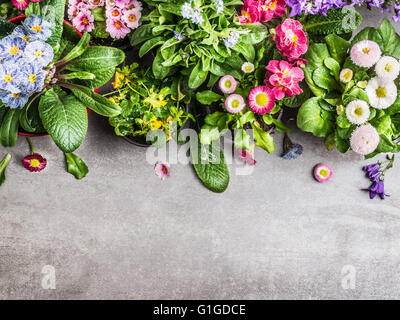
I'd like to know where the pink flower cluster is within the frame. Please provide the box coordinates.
[275,19,308,61]
[11,0,42,11]
[68,0,142,39]
[238,0,286,24]
[265,60,304,100]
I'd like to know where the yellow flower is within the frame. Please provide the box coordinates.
[149,116,163,130]
[112,72,125,89]
[108,97,116,103]
[166,116,173,123]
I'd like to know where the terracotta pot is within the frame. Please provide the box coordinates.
[9,15,97,138]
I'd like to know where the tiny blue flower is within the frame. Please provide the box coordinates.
[212,0,224,14]
[224,31,240,48]
[23,15,52,41]
[174,31,184,41]
[20,62,46,93]
[24,40,54,67]
[0,36,27,61]
[181,2,194,19]
[191,8,204,25]
[0,90,29,109]
[12,25,39,44]
[0,63,22,92]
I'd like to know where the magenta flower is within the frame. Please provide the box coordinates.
[154,162,170,180]
[248,86,275,115]
[265,60,304,100]
[275,19,308,60]
[22,154,47,172]
[12,0,31,10]
[235,148,256,165]
[73,11,95,32]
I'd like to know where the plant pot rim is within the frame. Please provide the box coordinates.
[9,15,96,138]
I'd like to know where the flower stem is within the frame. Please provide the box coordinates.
[26,137,35,155]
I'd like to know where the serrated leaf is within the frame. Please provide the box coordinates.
[39,88,88,153]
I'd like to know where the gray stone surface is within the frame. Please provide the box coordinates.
[1,8,400,300]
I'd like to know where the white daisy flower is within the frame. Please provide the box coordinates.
[340,68,353,83]
[345,100,370,125]
[336,105,344,115]
[241,62,255,74]
[375,56,400,80]
[357,81,368,89]
[365,77,397,109]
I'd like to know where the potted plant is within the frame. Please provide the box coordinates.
[297,18,400,159]
[66,0,143,48]
[108,62,194,147]
[0,0,125,180]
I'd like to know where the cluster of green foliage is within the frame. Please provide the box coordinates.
[297,19,400,158]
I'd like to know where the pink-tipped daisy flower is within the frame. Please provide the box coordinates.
[350,40,382,68]
[22,153,47,172]
[72,11,95,33]
[219,75,237,94]
[225,94,246,114]
[113,0,130,8]
[235,148,256,165]
[314,164,333,183]
[122,8,141,29]
[248,86,275,115]
[350,124,380,156]
[12,0,30,10]
[128,0,142,10]
[106,18,130,39]
[154,162,170,180]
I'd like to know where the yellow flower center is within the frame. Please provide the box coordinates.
[354,107,363,117]
[12,93,20,98]
[4,74,12,83]
[344,72,351,80]
[376,87,387,98]
[82,17,89,25]
[30,159,40,168]
[10,45,19,55]
[115,21,122,29]
[32,25,42,33]
[35,50,43,58]
[256,93,268,106]
[129,14,137,22]
[22,35,29,43]
[225,80,232,88]
[245,65,252,72]
[362,47,370,54]
[29,74,37,83]
[112,10,119,16]
[385,64,392,73]
[231,100,240,109]
[319,169,328,178]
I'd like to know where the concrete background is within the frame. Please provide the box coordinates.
[1,8,400,300]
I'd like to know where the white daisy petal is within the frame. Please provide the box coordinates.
[345,100,370,125]
[365,77,397,110]
[375,56,400,80]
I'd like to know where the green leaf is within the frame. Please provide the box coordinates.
[325,34,350,65]
[76,67,116,89]
[130,24,155,47]
[66,46,125,72]
[39,0,66,50]
[65,153,88,180]
[19,94,41,133]
[61,32,91,63]
[0,108,21,147]
[39,88,88,153]
[152,48,170,80]
[313,66,339,91]
[139,36,164,57]
[297,97,334,138]
[378,18,400,58]
[0,153,12,187]
[196,90,222,105]
[191,141,230,193]
[335,130,350,153]
[70,84,121,117]
[251,123,275,153]
[0,19,15,39]
[324,57,341,81]
[304,7,361,36]
[188,60,208,89]
[351,27,383,48]
[60,71,96,80]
